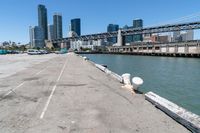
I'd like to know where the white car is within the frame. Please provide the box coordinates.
[27,49,40,55]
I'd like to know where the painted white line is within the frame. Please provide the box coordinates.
[3,82,25,97]
[35,67,47,75]
[57,65,65,82]
[40,58,67,119]
[2,67,47,98]
[40,85,56,119]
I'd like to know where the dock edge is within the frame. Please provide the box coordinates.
[145,92,200,133]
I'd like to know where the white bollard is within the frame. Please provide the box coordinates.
[122,73,131,85]
[132,77,143,90]
[83,56,88,60]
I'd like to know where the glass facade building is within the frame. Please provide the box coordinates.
[53,13,63,39]
[107,24,119,44]
[48,25,54,40]
[29,26,45,48]
[123,25,133,43]
[38,5,48,40]
[133,19,143,42]
[71,18,81,36]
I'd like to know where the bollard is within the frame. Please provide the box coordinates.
[83,56,89,60]
[132,77,143,90]
[122,73,131,85]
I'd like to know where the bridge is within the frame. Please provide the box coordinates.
[49,21,200,44]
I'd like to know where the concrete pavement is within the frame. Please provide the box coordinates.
[0,53,190,133]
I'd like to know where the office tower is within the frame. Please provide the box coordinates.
[71,18,81,36]
[38,4,48,40]
[133,19,143,28]
[53,13,63,39]
[123,25,133,43]
[48,24,54,40]
[133,19,143,42]
[107,24,119,44]
[29,26,45,48]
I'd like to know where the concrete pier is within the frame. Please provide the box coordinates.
[0,53,190,133]
[108,40,200,57]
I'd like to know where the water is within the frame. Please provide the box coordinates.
[82,54,200,115]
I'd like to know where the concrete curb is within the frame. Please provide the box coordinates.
[77,53,123,83]
[145,92,200,133]
[95,64,123,83]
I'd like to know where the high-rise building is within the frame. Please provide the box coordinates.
[71,18,81,36]
[29,26,45,48]
[133,19,143,28]
[53,13,63,39]
[122,25,133,43]
[48,24,54,40]
[107,24,119,44]
[133,19,143,42]
[38,4,48,40]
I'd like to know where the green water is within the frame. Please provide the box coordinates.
[82,54,200,115]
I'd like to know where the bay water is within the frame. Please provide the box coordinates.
[82,54,200,115]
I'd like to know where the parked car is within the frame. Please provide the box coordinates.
[27,49,40,55]
[39,50,48,54]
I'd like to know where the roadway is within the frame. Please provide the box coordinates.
[0,53,190,133]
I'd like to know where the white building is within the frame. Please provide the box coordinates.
[70,39,104,51]
[181,30,194,41]
[173,30,194,42]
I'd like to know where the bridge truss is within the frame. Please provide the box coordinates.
[51,21,200,43]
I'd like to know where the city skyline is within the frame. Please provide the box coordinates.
[1,0,200,44]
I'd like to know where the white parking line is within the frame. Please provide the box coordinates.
[40,85,56,119]
[2,67,47,98]
[3,82,25,97]
[40,58,67,119]
[35,67,47,75]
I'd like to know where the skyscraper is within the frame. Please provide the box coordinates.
[71,18,81,36]
[53,13,63,39]
[48,24,54,40]
[123,25,133,43]
[133,19,143,28]
[107,24,119,44]
[38,5,48,40]
[29,26,45,48]
[133,19,143,42]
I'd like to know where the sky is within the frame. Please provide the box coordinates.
[0,0,200,44]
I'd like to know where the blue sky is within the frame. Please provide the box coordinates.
[0,0,200,44]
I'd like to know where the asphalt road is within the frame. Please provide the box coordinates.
[0,53,190,133]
